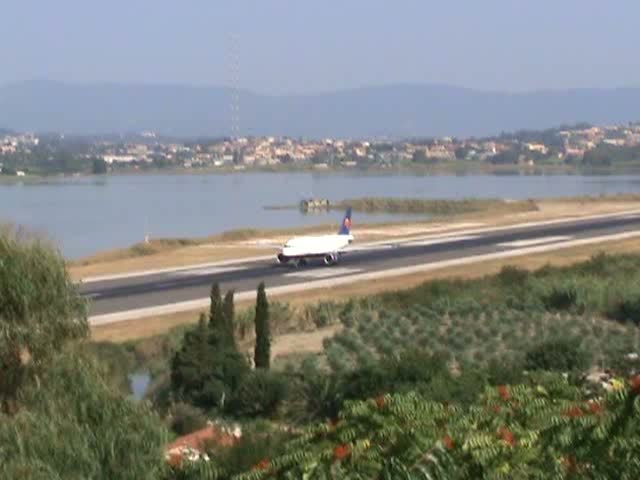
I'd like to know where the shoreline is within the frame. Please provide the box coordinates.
[5,162,640,183]
[69,194,640,281]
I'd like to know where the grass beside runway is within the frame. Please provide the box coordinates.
[91,234,640,343]
[70,195,640,281]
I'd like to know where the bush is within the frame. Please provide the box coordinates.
[497,265,530,288]
[169,402,208,436]
[524,337,592,373]
[606,291,640,325]
[0,353,168,480]
[0,225,88,411]
[541,281,579,311]
[340,364,395,401]
[486,356,525,385]
[226,370,287,418]
[212,421,292,476]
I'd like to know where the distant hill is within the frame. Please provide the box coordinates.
[1,80,639,138]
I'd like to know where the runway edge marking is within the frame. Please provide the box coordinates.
[81,209,640,284]
[89,229,640,326]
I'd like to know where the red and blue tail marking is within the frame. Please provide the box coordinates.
[339,207,353,235]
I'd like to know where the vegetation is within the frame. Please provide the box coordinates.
[254,282,271,369]
[0,226,169,479]
[333,197,538,216]
[6,218,640,478]
[583,144,640,167]
[0,352,169,480]
[0,226,88,413]
[170,312,249,411]
[216,375,640,479]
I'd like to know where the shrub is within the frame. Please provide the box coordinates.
[497,265,530,288]
[0,226,88,411]
[390,349,449,384]
[288,357,343,421]
[0,353,168,480]
[524,337,592,373]
[169,402,208,436]
[541,281,579,311]
[212,422,292,476]
[340,364,394,401]
[606,291,640,325]
[486,356,525,385]
[227,370,287,418]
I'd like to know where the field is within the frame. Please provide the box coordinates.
[297,251,640,377]
[324,306,636,373]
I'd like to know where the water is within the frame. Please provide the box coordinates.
[2,172,640,259]
[129,371,151,401]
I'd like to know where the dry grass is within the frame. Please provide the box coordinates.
[70,245,270,280]
[271,325,344,361]
[90,235,640,344]
[71,197,640,281]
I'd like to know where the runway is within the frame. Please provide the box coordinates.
[83,210,640,325]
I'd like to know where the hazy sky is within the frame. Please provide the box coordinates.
[1,0,638,94]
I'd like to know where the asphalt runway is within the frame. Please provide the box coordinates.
[82,211,640,322]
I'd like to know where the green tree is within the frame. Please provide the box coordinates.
[0,353,168,480]
[525,337,592,373]
[254,282,271,369]
[222,374,640,479]
[489,148,520,164]
[412,149,433,164]
[171,307,249,410]
[227,370,287,417]
[209,282,224,331]
[0,226,88,413]
[223,289,237,349]
[92,157,108,174]
[170,314,212,406]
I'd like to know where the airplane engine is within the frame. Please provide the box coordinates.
[277,253,289,264]
[323,253,337,265]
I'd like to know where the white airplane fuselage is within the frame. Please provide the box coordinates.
[277,233,354,265]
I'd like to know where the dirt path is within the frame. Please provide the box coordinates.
[270,324,344,360]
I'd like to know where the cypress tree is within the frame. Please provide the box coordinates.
[254,282,271,369]
[170,313,209,404]
[223,289,237,349]
[208,282,225,341]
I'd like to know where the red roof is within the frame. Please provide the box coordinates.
[165,424,239,466]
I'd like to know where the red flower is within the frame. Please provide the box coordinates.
[498,427,517,447]
[375,395,386,409]
[253,458,271,471]
[630,375,640,393]
[334,444,351,461]
[442,435,455,450]
[588,401,604,416]
[497,385,510,401]
[566,406,584,418]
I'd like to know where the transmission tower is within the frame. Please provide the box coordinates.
[228,33,240,139]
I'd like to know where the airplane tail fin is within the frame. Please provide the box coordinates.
[338,207,352,235]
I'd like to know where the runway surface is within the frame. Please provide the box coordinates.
[82,211,640,324]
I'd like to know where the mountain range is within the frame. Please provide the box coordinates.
[1,80,639,138]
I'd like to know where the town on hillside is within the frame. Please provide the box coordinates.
[2,122,640,176]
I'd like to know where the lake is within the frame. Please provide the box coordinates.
[3,172,640,259]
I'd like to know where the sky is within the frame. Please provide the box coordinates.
[1,0,638,94]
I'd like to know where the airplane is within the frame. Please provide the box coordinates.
[276,207,354,267]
